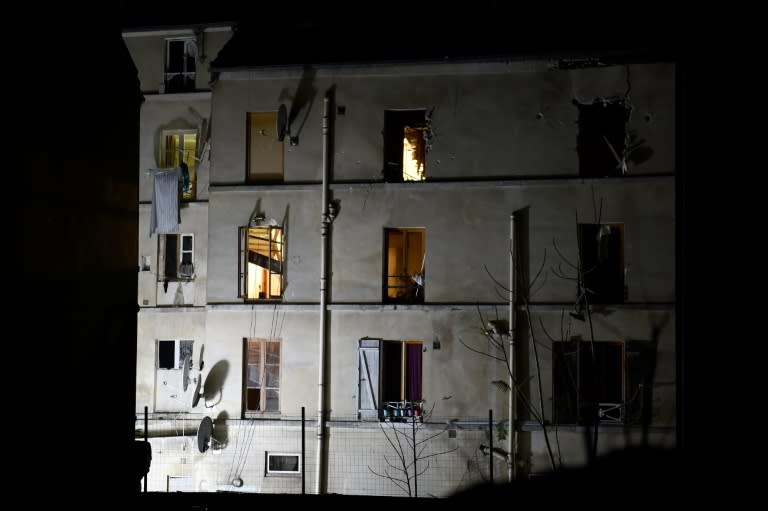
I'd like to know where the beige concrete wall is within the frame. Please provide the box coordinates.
[138,94,213,202]
[206,180,674,304]
[138,202,208,307]
[123,28,233,93]
[136,309,207,413]
[210,62,674,184]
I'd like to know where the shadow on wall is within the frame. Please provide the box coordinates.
[204,359,229,407]
[214,410,229,449]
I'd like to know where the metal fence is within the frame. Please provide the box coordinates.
[137,407,509,497]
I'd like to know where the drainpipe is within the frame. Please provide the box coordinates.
[509,214,517,481]
[315,94,331,494]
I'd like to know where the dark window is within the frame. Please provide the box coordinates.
[383,110,427,182]
[576,99,631,178]
[553,341,625,425]
[158,234,195,281]
[578,223,624,304]
[382,341,422,419]
[165,39,196,93]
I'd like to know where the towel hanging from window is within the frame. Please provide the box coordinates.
[150,168,181,236]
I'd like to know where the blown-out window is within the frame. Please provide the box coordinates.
[238,225,284,300]
[383,109,427,182]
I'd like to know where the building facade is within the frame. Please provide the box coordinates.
[125,22,677,496]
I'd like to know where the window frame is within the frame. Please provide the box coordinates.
[383,109,428,182]
[157,233,195,282]
[383,227,426,304]
[577,223,625,305]
[552,340,626,425]
[357,338,423,422]
[575,98,631,178]
[265,452,301,475]
[242,337,281,417]
[164,37,197,93]
[246,111,285,182]
[238,225,284,301]
[159,129,197,201]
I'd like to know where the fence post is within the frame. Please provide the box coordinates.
[489,409,494,482]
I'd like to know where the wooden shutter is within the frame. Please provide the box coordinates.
[358,339,381,419]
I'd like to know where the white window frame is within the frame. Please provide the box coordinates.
[265,452,301,475]
[164,37,196,91]
[243,337,281,416]
[158,233,195,281]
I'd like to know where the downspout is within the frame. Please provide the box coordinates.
[508,214,517,481]
[315,94,331,494]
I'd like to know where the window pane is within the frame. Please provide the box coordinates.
[178,341,193,369]
[247,341,261,365]
[268,455,299,472]
[265,342,280,364]
[264,364,279,388]
[265,389,279,411]
[247,365,260,388]
[181,252,192,264]
[182,235,193,251]
[247,388,261,411]
[158,340,175,369]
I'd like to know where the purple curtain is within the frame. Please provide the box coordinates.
[406,344,422,402]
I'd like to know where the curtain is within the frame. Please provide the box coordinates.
[406,344,422,402]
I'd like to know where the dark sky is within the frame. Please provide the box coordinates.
[120,1,684,60]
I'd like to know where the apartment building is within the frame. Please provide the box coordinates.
[125,18,677,496]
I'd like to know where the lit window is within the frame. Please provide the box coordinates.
[164,38,196,93]
[160,130,197,200]
[246,112,284,182]
[238,225,284,300]
[158,233,195,281]
[384,110,427,182]
[244,338,281,414]
[384,228,425,303]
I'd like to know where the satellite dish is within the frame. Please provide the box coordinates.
[198,344,205,372]
[192,376,202,408]
[197,416,213,453]
[182,354,191,392]
[277,104,288,141]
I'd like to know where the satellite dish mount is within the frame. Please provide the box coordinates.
[277,104,298,146]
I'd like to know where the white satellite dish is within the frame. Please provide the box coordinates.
[198,344,205,372]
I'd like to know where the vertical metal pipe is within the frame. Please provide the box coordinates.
[301,406,306,494]
[509,214,517,481]
[315,95,330,494]
[143,405,148,493]
[489,409,494,482]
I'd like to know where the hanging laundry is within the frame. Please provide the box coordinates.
[180,161,190,195]
[150,168,181,236]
